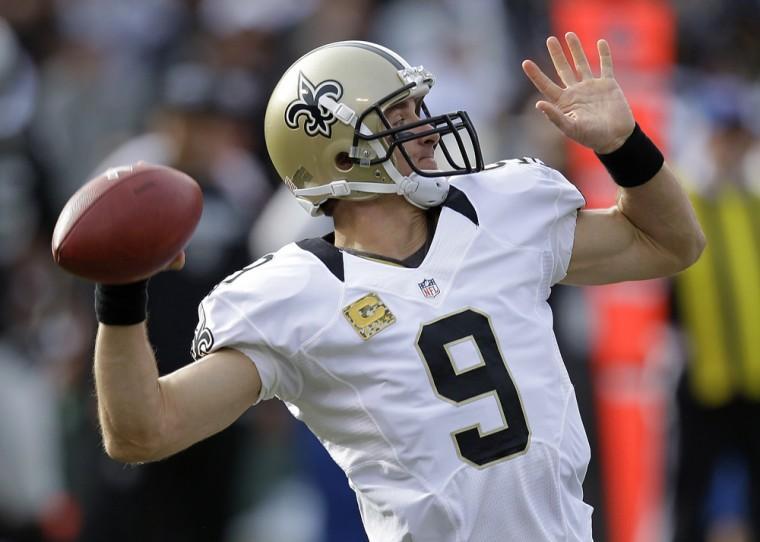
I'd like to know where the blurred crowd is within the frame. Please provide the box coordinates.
[0,1,759,541]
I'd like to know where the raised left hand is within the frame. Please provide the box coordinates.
[522,32,635,154]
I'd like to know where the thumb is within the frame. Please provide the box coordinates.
[164,251,186,272]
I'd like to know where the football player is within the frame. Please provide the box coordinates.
[93,33,704,541]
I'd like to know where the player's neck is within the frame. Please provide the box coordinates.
[332,195,430,261]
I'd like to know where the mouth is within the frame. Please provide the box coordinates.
[418,156,438,169]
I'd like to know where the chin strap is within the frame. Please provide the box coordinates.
[398,175,450,208]
[379,154,450,208]
[294,174,450,212]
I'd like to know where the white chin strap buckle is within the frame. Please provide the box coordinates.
[327,180,351,197]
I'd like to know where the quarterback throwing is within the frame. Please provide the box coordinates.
[93,33,704,541]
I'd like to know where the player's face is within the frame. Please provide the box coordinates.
[385,98,440,176]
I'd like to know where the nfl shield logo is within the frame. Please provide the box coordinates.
[418,278,440,298]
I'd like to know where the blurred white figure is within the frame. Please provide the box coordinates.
[199,0,318,36]
[249,186,333,257]
[0,344,63,525]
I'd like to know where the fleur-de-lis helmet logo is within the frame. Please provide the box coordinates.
[285,72,343,138]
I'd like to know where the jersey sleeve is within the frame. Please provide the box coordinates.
[545,167,586,284]
[190,249,328,403]
[453,159,585,285]
[192,290,299,403]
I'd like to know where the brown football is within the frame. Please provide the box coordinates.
[52,163,203,284]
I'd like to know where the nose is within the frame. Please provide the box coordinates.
[411,121,440,147]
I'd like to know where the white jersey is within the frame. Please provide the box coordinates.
[192,159,591,542]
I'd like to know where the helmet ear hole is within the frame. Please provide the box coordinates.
[335,152,353,172]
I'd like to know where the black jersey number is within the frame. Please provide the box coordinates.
[416,309,530,467]
[222,253,273,284]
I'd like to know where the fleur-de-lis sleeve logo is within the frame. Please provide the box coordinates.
[191,305,215,360]
[285,72,343,138]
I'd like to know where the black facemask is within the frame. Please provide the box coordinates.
[350,83,484,178]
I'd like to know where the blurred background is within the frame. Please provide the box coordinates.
[0,0,759,541]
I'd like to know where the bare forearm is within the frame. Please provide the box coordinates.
[565,162,706,285]
[94,323,165,461]
[618,162,706,270]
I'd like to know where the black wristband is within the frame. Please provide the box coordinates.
[95,280,149,325]
[595,123,664,188]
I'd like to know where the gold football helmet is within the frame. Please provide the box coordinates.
[264,41,483,215]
